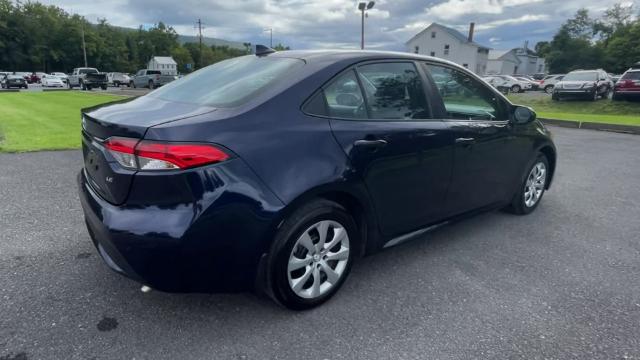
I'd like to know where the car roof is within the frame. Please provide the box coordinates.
[268,49,463,68]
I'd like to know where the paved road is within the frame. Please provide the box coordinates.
[1,127,639,360]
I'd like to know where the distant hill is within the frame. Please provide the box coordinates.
[177,34,245,50]
[106,24,245,50]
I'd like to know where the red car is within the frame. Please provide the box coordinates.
[612,68,640,101]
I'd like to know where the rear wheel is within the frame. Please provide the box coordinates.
[544,85,554,94]
[268,199,356,310]
[505,154,549,215]
[148,80,154,89]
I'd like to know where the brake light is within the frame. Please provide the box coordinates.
[104,137,229,171]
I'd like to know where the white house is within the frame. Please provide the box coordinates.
[487,50,520,75]
[487,45,546,75]
[406,22,490,75]
[148,56,177,75]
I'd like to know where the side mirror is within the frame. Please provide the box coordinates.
[513,106,536,124]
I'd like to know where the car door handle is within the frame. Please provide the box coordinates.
[455,137,476,145]
[354,139,388,148]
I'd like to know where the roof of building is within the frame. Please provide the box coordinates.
[405,23,491,50]
[150,56,177,65]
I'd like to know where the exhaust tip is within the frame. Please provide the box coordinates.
[141,285,152,293]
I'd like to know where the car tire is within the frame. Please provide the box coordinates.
[511,84,521,93]
[591,90,598,101]
[505,153,549,215]
[267,199,357,310]
[130,81,135,88]
[148,81,154,89]
[544,85,554,94]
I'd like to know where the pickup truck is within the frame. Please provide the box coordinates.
[130,69,176,89]
[68,68,108,90]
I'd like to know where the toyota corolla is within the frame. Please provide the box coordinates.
[78,48,557,310]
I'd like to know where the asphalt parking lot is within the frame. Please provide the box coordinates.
[1,126,639,359]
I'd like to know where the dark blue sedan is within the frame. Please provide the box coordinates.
[78,49,557,309]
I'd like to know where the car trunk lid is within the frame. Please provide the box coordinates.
[81,96,216,204]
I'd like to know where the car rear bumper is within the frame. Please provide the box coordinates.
[77,159,284,293]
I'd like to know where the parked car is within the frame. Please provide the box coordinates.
[493,75,531,93]
[514,76,540,91]
[78,50,557,310]
[130,69,176,89]
[612,68,640,101]
[41,74,65,87]
[107,72,131,87]
[68,67,108,90]
[482,76,511,94]
[1,74,28,89]
[540,74,565,93]
[532,73,545,81]
[50,72,69,84]
[552,69,613,101]
[26,72,41,84]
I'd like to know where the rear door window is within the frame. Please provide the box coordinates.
[356,62,429,120]
[321,70,367,120]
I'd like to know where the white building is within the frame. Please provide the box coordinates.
[148,56,177,75]
[486,46,546,75]
[405,22,490,75]
[487,50,520,75]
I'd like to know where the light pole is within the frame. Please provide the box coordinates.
[358,1,375,50]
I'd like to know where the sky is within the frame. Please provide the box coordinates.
[39,0,638,51]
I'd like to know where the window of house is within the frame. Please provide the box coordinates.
[356,62,429,120]
[463,64,468,68]
[431,31,436,38]
[444,45,450,55]
[430,51,436,57]
[414,46,419,54]
[425,63,506,121]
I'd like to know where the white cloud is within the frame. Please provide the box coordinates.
[426,0,545,20]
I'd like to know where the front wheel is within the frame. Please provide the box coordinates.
[267,199,356,310]
[148,81,154,89]
[511,84,521,93]
[505,154,549,215]
[544,85,554,94]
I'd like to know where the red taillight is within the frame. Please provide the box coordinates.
[104,137,229,171]
[136,141,229,169]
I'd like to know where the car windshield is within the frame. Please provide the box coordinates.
[621,71,640,80]
[8,75,22,79]
[148,55,304,107]
[563,72,597,81]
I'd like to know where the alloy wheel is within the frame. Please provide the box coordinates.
[287,220,350,299]
[524,162,546,208]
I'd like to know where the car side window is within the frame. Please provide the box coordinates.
[321,70,367,120]
[355,62,429,120]
[425,64,506,121]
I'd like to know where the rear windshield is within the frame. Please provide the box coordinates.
[621,71,640,80]
[148,56,304,107]
[147,70,161,75]
[79,69,98,74]
[563,72,597,81]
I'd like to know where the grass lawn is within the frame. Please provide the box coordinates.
[507,93,640,126]
[0,92,124,152]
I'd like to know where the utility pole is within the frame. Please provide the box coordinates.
[81,24,88,67]
[195,19,204,68]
